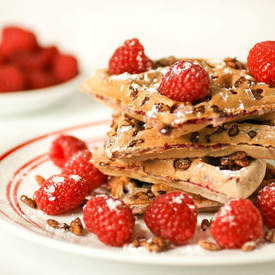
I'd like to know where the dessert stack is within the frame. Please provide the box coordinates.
[81,39,275,214]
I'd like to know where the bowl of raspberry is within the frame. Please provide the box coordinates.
[0,25,82,114]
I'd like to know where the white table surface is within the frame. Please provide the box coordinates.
[0,0,274,274]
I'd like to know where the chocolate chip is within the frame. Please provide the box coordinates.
[248,130,257,139]
[160,125,172,135]
[251,88,263,100]
[193,105,205,114]
[205,134,211,143]
[211,105,221,113]
[140,96,150,106]
[190,132,200,143]
[154,103,170,112]
[229,89,237,95]
[128,139,144,148]
[228,124,239,137]
[174,158,192,170]
[216,74,232,88]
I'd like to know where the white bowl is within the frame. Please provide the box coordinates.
[0,74,84,115]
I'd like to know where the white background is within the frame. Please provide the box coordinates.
[0,0,274,274]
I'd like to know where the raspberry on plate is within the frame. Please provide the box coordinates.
[49,135,88,168]
[159,61,210,102]
[247,41,275,85]
[83,195,134,246]
[53,54,78,83]
[63,149,107,192]
[108,38,153,75]
[0,64,25,92]
[256,182,275,229]
[0,26,38,58]
[34,174,89,215]
[211,199,264,249]
[26,70,56,90]
[144,191,197,245]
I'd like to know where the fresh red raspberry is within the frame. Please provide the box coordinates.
[0,26,38,58]
[211,199,264,248]
[34,174,89,215]
[108,38,153,75]
[0,65,25,92]
[26,70,56,89]
[144,192,197,245]
[159,61,210,102]
[53,54,78,83]
[49,135,88,168]
[9,46,58,72]
[256,182,275,229]
[247,41,275,85]
[83,195,134,246]
[63,150,107,192]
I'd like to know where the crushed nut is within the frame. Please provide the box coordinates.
[241,239,264,251]
[127,237,169,253]
[70,217,84,236]
[190,132,200,143]
[200,219,211,231]
[193,105,205,114]
[251,88,263,100]
[20,195,37,209]
[35,175,45,186]
[128,139,144,148]
[215,73,232,88]
[228,124,239,137]
[174,158,192,170]
[265,229,275,243]
[140,96,150,106]
[47,219,70,231]
[248,130,257,139]
[198,240,221,251]
[224,57,245,69]
[154,103,170,112]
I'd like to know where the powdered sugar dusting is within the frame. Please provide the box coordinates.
[70,175,82,181]
[51,176,65,184]
[106,198,122,211]
[172,194,185,204]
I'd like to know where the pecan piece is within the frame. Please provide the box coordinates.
[20,195,37,209]
[127,237,169,253]
[47,219,70,231]
[174,158,192,170]
[228,124,239,137]
[224,57,245,69]
[70,217,84,236]
[198,240,221,251]
[128,139,144,148]
[35,175,45,186]
[265,229,275,243]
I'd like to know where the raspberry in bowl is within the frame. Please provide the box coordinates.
[0,25,82,115]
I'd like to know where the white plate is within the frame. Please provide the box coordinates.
[0,74,84,115]
[0,119,274,266]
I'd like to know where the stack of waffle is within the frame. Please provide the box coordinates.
[81,57,275,214]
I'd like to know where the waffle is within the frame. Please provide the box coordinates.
[81,57,275,138]
[92,147,266,203]
[110,162,275,214]
[109,177,222,214]
[105,113,275,161]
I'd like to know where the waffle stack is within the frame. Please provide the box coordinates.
[81,57,275,214]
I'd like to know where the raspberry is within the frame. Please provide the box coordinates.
[34,174,89,215]
[53,54,78,83]
[0,65,25,92]
[83,195,134,246]
[247,41,275,85]
[211,199,264,249]
[159,61,210,102]
[144,192,197,245]
[0,26,38,58]
[49,135,88,168]
[63,150,107,192]
[256,182,275,229]
[108,38,153,75]
[9,46,58,72]
[26,70,56,89]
